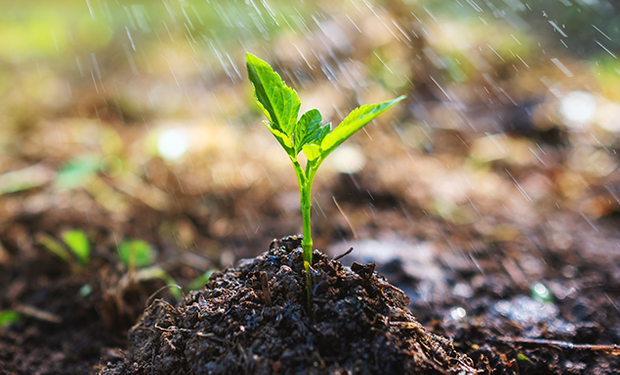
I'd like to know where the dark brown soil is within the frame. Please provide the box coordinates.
[0,268,118,374]
[354,214,620,375]
[0,207,198,374]
[101,236,476,374]
[0,245,120,374]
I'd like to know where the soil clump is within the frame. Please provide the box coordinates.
[102,236,476,374]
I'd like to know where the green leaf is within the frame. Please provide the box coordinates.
[135,267,182,300]
[186,270,216,292]
[62,230,90,267]
[294,109,322,154]
[54,155,100,190]
[320,96,405,158]
[265,121,294,152]
[118,239,154,269]
[0,310,20,328]
[246,53,300,138]
[302,144,321,161]
[316,123,331,144]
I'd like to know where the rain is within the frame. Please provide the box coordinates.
[0,0,620,373]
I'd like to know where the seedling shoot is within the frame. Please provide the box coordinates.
[246,52,404,269]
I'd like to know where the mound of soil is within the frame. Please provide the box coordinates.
[102,236,476,374]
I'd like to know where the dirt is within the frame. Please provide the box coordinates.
[2,204,620,374]
[345,213,620,374]
[0,206,200,374]
[100,236,476,374]
[0,242,118,374]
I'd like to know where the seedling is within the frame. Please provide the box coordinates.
[246,53,403,264]
[185,270,216,292]
[246,53,403,300]
[117,239,182,300]
[54,155,100,190]
[118,239,154,269]
[62,229,90,267]
[0,310,21,328]
[37,229,91,271]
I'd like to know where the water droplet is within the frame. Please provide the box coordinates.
[450,307,467,320]
[531,282,551,302]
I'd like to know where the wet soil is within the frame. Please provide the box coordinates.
[0,206,201,374]
[101,236,476,374]
[2,206,620,374]
[342,214,620,375]
[0,263,118,374]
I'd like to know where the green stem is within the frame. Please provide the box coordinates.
[300,182,313,264]
[292,159,315,314]
[300,183,313,314]
[292,160,314,264]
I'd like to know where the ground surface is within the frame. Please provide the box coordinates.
[1,201,619,373]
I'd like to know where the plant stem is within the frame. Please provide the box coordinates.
[292,160,314,264]
[292,159,314,313]
[300,184,313,313]
[300,183,313,264]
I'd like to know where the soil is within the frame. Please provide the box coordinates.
[2,205,620,374]
[100,236,476,374]
[0,207,169,374]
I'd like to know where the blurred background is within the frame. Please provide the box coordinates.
[1,0,620,290]
[4,1,620,371]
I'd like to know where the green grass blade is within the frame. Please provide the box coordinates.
[135,267,182,300]
[186,270,216,292]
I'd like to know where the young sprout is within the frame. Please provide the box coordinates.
[0,310,21,328]
[185,270,216,292]
[118,239,154,269]
[37,229,91,271]
[118,239,182,300]
[62,229,90,268]
[246,53,404,274]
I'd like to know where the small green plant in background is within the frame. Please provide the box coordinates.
[38,229,94,296]
[185,270,216,292]
[0,310,21,328]
[118,239,154,269]
[117,239,182,300]
[246,53,403,265]
[62,229,90,267]
[39,232,183,300]
[38,229,91,271]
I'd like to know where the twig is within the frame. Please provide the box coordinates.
[13,303,62,324]
[145,284,183,308]
[333,247,354,261]
[496,337,620,355]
